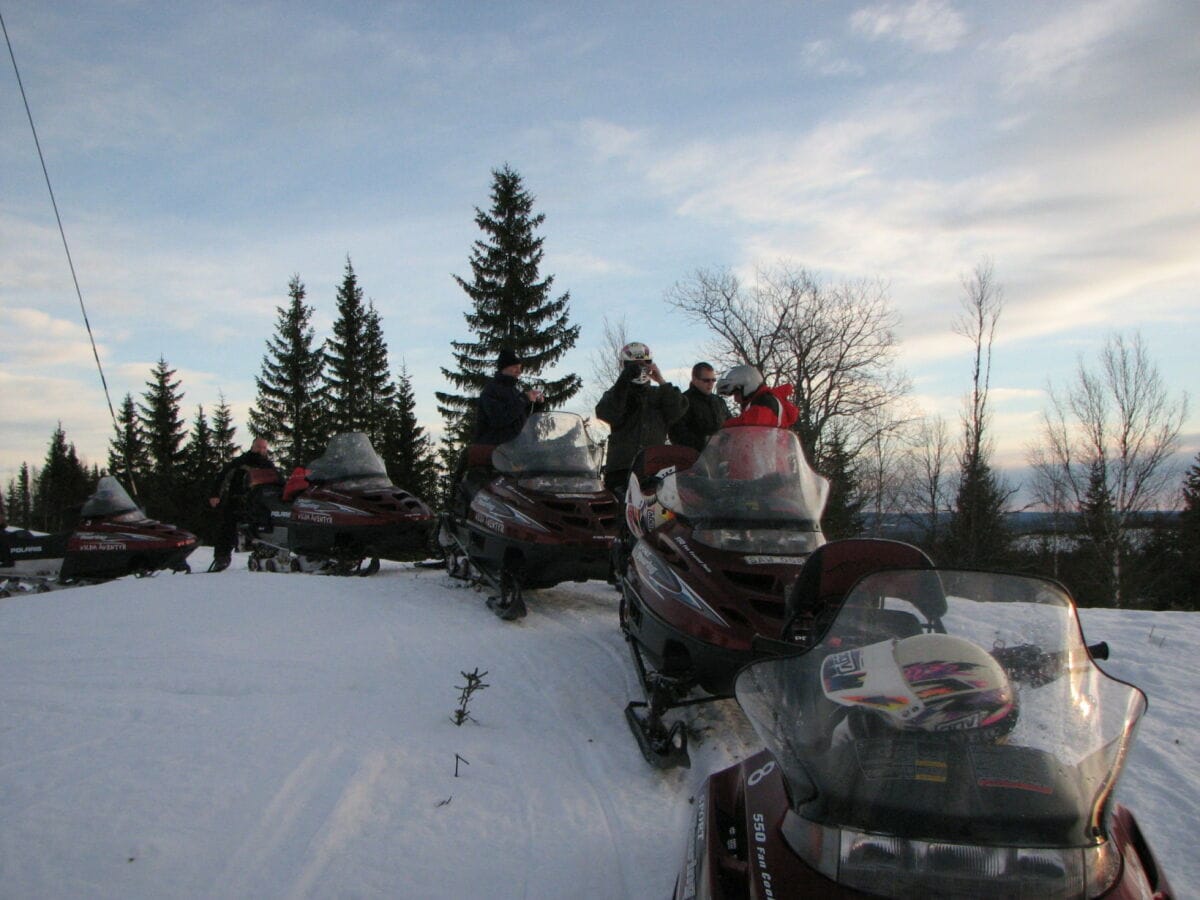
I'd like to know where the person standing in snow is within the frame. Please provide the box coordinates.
[595,342,688,496]
[716,365,799,430]
[207,437,278,572]
[668,361,730,453]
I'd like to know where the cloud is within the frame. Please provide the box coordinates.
[849,0,968,53]
[995,0,1142,92]
[799,40,865,77]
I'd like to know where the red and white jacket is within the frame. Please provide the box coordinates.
[723,384,799,429]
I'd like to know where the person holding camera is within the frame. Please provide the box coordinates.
[595,342,687,496]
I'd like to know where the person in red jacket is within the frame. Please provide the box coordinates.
[717,365,799,429]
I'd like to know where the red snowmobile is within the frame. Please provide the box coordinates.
[618,426,830,767]
[243,432,434,576]
[675,541,1174,899]
[439,411,620,620]
[1,475,196,594]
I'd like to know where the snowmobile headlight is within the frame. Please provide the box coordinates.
[780,812,1120,898]
[516,475,604,494]
[691,527,819,556]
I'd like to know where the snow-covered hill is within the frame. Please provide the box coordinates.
[1,549,1196,898]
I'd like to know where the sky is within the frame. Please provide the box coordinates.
[1,553,1196,897]
[2,0,1197,492]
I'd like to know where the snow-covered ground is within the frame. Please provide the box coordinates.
[1,548,1196,898]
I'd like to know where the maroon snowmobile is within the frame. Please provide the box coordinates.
[438,411,620,620]
[1,475,196,595]
[617,426,830,767]
[243,432,434,576]
[675,544,1173,899]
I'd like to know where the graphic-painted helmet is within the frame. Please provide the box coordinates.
[619,342,654,384]
[716,364,764,398]
[821,633,1017,742]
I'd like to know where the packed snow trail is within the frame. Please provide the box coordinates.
[0,549,1195,898]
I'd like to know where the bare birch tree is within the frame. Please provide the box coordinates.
[665,263,909,459]
[1028,332,1188,606]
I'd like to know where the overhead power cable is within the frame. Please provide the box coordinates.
[2,6,118,428]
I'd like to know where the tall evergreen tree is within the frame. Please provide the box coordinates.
[108,392,150,496]
[211,394,239,463]
[380,365,440,503]
[1176,453,1200,608]
[182,405,221,542]
[817,429,864,540]
[323,258,390,438]
[248,274,326,468]
[33,424,91,532]
[12,463,33,528]
[437,165,581,460]
[360,301,397,447]
[138,357,187,520]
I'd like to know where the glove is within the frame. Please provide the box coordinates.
[618,361,640,384]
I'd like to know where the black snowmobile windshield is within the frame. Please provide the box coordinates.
[306,433,391,487]
[660,427,829,531]
[492,412,604,478]
[735,568,1147,853]
[79,476,143,518]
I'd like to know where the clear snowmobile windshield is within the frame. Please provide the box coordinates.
[735,568,1146,850]
[79,476,142,518]
[661,427,829,528]
[492,412,604,476]
[307,433,391,488]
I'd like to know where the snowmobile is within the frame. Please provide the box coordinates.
[674,547,1174,899]
[618,425,830,767]
[242,432,435,576]
[0,475,196,595]
[439,411,620,620]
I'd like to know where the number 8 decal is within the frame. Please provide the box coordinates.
[747,760,776,786]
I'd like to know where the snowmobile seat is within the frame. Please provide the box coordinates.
[466,443,498,469]
[783,538,935,642]
[633,445,698,490]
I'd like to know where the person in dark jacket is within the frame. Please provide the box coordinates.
[450,349,545,517]
[595,342,688,496]
[207,437,278,572]
[668,361,730,453]
[473,348,543,445]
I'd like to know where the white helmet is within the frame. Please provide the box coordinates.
[821,633,1017,742]
[619,342,654,385]
[716,364,763,397]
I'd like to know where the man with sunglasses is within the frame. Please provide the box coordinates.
[667,361,730,453]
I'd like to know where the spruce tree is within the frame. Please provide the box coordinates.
[108,393,150,496]
[12,463,33,528]
[138,357,187,520]
[817,430,864,540]
[1177,453,1200,609]
[944,454,1010,568]
[1077,458,1119,605]
[211,394,238,464]
[33,425,91,532]
[437,165,581,458]
[248,274,326,468]
[323,258,390,438]
[182,405,220,540]
[360,301,397,447]
[381,365,440,502]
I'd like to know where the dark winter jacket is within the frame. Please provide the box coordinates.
[668,385,731,453]
[724,384,799,429]
[473,373,532,446]
[595,371,688,473]
[210,451,278,505]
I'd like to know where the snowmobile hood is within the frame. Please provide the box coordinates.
[492,411,603,477]
[735,567,1147,852]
